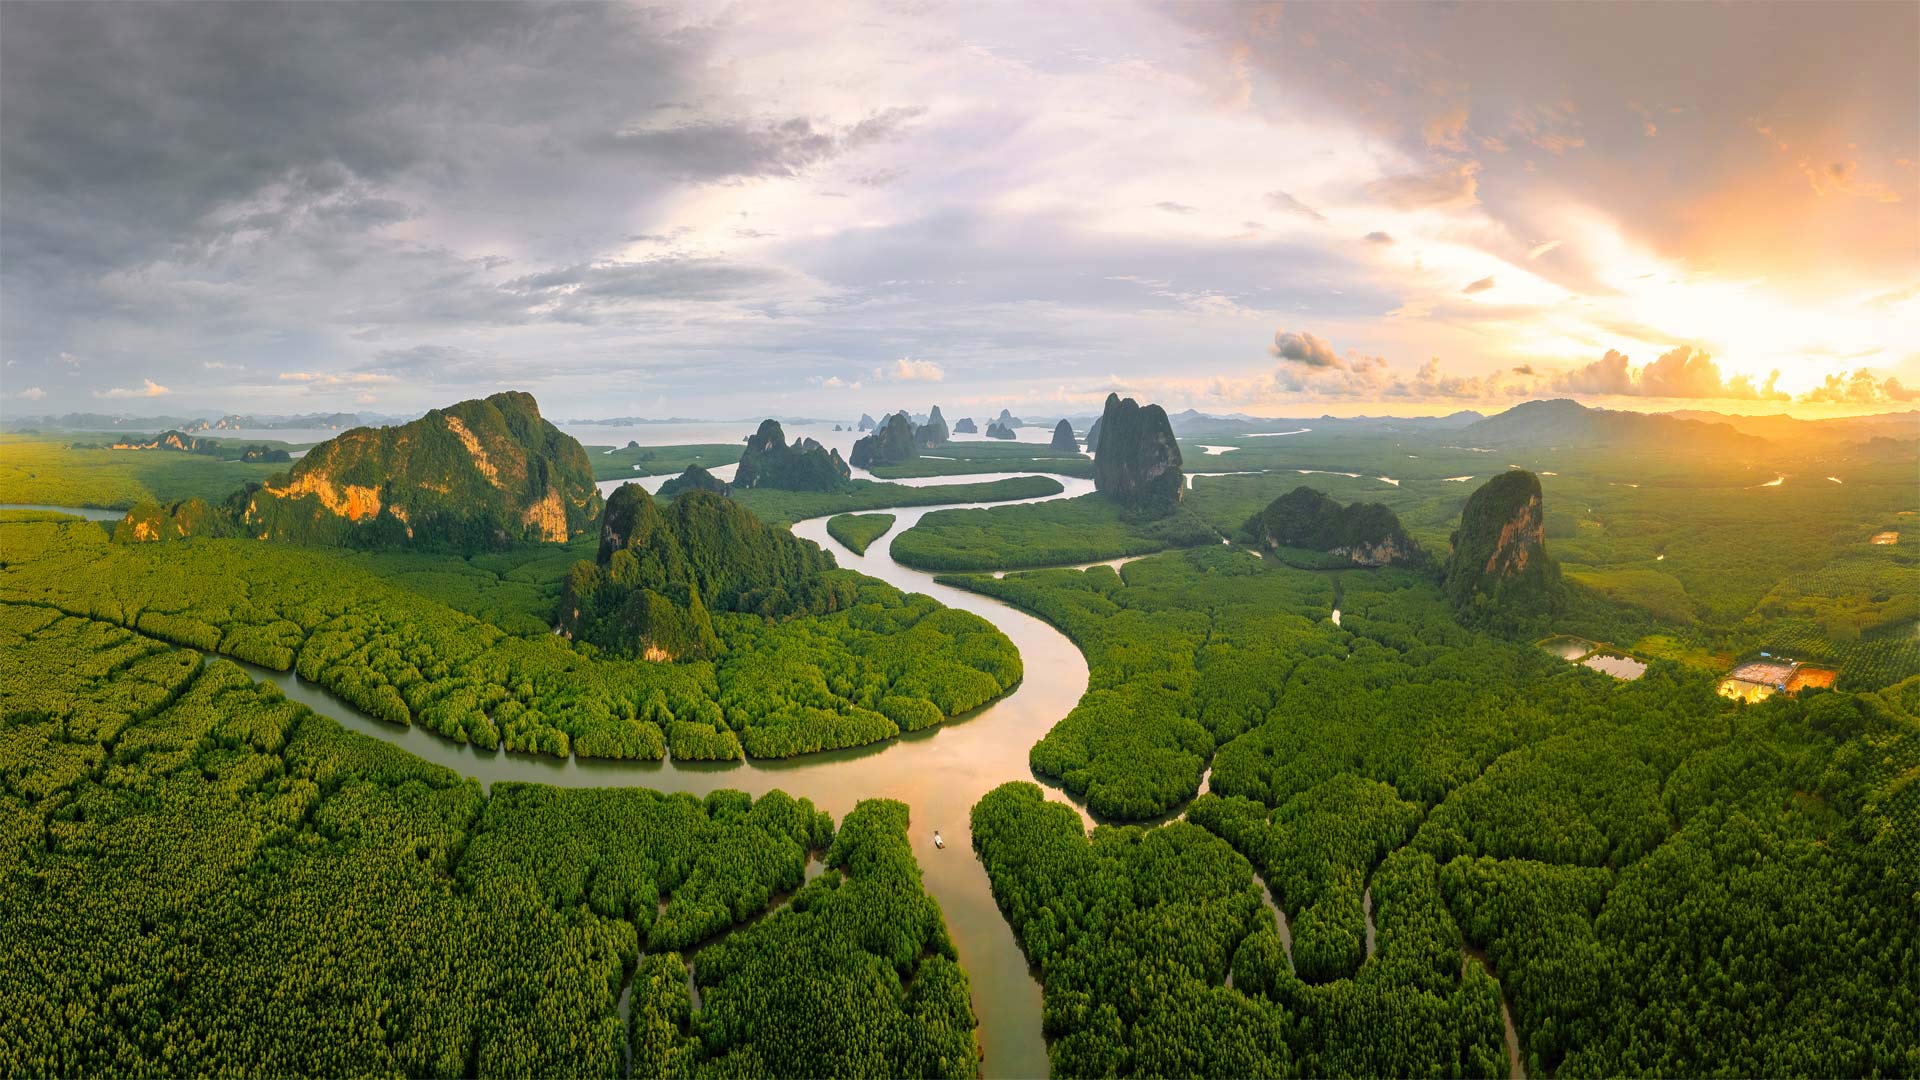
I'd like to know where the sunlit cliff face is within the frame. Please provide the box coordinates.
[1,1,1913,418]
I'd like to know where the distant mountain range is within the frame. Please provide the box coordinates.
[3,410,390,433]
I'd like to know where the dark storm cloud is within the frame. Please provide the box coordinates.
[1,3,695,275]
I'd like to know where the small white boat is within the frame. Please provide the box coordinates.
[933,830,945,849]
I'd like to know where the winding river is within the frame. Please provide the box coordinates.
[168,477,1100,1079]
[18,470,1538,1078]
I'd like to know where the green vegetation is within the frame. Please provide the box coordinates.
[657,463,732,498]
[636,800,979,1078]
[1443,470,1564,633]
[251,390,602,550]
[827,513,896,555]
[0,434,286,510]
[0,606,976,1075]
[1247,486,1423,567]
[587,441,743,481]
[2,511,1019,762]
[894,493,1216,572]
[731,475,1062,528]
[866,438,1092,480]
[971,783,1510,1077]
[561,486,844,661]
[960,534,1919,1075]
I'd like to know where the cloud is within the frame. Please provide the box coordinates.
[14,386,45,400]
[1264,191,1326,222]
[1363,231,1394,244]
[1362,160,1480,210]
[880,357,944,382]
[809,374,862,390]
[596,108,923,181]
[1553,349,1636,394]
[1234,329,1544,401]
[1462,276,1495,294]
[1550,346,1790,400]
[1526,240,1562,260]
[1799,368,1920,404]
[279,371,395,385]
[93,378,170,399]
[1422,104,1470,151]
[1269,329,1343,368]
[1802,159,1903,203]
[1154,201,1198,214]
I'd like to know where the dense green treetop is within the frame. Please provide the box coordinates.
[658,463,732,499]
[559,485,845,660]
[0,605,979,1077]
[827,513,897,556]
[1247,486,1423,567]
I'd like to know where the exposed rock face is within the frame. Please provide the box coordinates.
[1084,415,1103,453]
[115,497,241,544]
[953,417,978,434]
[1050,419,1077,451]
[110,430,209,453]
[984,421,1016,440]
[657,463,732,499]
[734,419,851,491]
[1443,469,1563,626]
[559,484,845,661]
[1247,487,1422,566]
[994,408,1024,429]
[850,411,920,468]
[1092,393,1183,515]
[857,413,877,431]
[916,405,949,448]
[158,391,602,550]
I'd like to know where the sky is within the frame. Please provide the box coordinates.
[2,0,1916,422]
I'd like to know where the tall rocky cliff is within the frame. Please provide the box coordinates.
[916,405,950,448]
[734,420,851,490]
[1443,469,1563,627]
[1092,393,1183,515]
[953,417,978,434]
[165,391,601,550]
[1050,419,1077,450]
[850,412,920,468]
[1248,487,1421,566]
